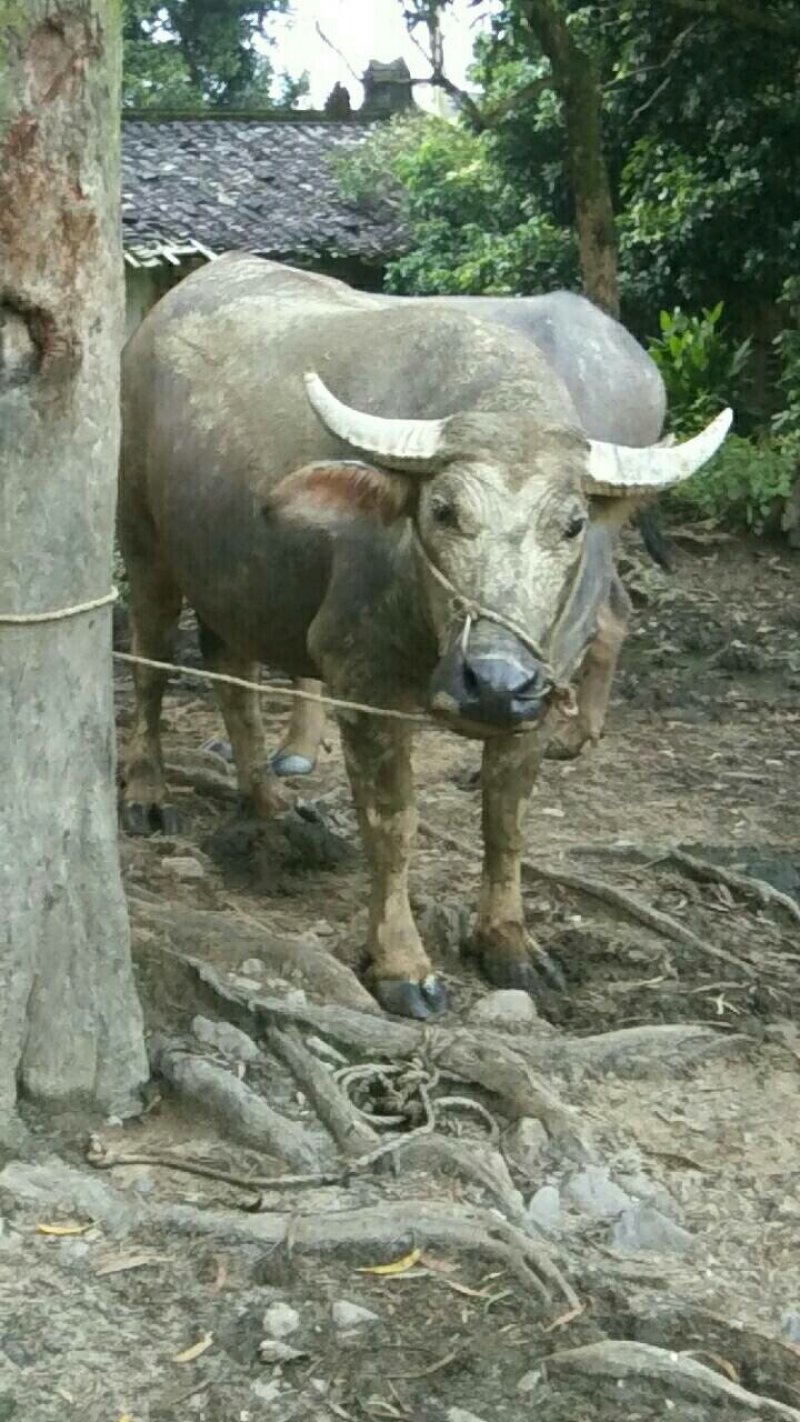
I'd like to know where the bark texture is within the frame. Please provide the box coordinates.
[0,1,148,1119]
[520,0,620,318]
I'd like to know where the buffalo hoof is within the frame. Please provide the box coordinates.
[373,974,448,1020]
[271,751,316,777]
[479,947,565,996]
[120,801,181,836]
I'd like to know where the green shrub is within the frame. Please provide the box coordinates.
[646,303,752,437]
[666,434,795,531]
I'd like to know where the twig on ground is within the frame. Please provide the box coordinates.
[86,1135,341,1192]
[386,1347,461,1381]
[665,848,800,926]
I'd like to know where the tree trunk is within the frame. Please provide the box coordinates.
[520,0,620,318]
[0,2,148,1125]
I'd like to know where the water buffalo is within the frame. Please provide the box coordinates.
[272,287,668,776]
[119,254,730,1018]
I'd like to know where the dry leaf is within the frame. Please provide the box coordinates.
[438,1278,490,1299]
[418,1254,458,1275]
[36,1221,92,1237]
[173,1333,213,1363]
[355,1247,422,1276]
[93,1250,167,1277]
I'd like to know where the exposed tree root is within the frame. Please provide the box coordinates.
[131,898,377,1010]
[157,1196,579,1310]
[618,1296,800,1412]
[184,954,593,1158]
[538,1022,745,1077]
[152,1039,325,1172]
[665,848,800,926]
[266,1026,380,1157]
[417,820,757,977]
[544,1340,800,1418]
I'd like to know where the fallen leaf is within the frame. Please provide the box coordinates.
[437,1278,490,1299]
[356,1247,423,1275]
[93,1250,167,1277]
[173,1333,213,1363]
[418,1253,458,1274]
[36,1221,92,1237]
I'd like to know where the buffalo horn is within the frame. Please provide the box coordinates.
[304,372,445,472]
[585,407,732,495]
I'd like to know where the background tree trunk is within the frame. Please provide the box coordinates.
[0,1,148,1126]
[520,0,620,317]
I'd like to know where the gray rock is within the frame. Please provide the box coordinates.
[447,1409,489,1422]
[228,974,263,994]
[283,988,308,1009]
[331,1299,380,1329]
[191,1015,260,1063]
[504,1117,548,1176]
[251,1377,283,1403]
[780,1310,800,1344]
[58,1238,91,1264]
[466,989,538,1029]
[240,957,265,977]
[563,1165,633,1219]
[526,1184,561,1234]
[517,1369,541,1395]
[162,855,205,880]
[263,1301,301,1338]
[611,1203,694,1255]
[259,1339,308,1364]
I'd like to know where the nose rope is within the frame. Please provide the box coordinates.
[410,524,578,716]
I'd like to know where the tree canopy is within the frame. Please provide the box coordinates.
[345,1,799,341]
[122,0,305,109]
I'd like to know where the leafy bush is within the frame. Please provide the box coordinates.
[666,434,795,532]
[646,303,751,437]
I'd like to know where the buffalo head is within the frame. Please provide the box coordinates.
[274,372,731,734]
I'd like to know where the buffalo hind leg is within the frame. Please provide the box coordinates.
[546,574,632,761]
[198,621,291,818]
[340,714,446,1019]
[121,559,183,835]
[472,731,563,995]
[272,678,326,777]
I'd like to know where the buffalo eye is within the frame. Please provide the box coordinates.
[564,512,587,541]
[430,496,459,530]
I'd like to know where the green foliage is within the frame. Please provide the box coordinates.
[773,277,800,443]
[666,435,796,533]
[646,304,751,437]
[350,1,799,339]
[122,0,291,110]
[335,113,576,295]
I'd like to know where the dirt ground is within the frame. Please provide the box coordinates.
[2,529,800,1422]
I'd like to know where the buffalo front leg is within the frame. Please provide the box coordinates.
[546,573,632,760]
[272,678,326,777]
[121,560,182,836]
[339,715,446,1020]
[198,623,291,818]
[473,730,561,996]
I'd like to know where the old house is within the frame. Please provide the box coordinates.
[121,60,412,339]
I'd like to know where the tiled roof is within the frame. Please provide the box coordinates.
[121,116,407,266]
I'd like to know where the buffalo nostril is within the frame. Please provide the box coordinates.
[462,661,481,696]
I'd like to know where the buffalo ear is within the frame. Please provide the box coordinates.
[259,460,415,528]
